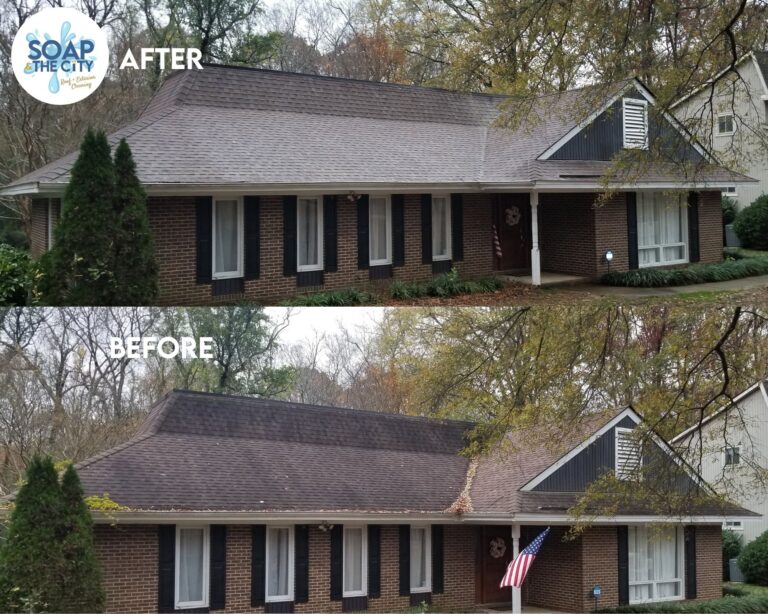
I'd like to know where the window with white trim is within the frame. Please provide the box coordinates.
[717,114,735,135]
[369,196,392,265]
[297,197,324,271]
[343,526,367,597]
[628,526,684,604]
[410,526,432,593]
[722,186,737,198]
[615,427,642,480]
[724,520,743,531]
[724,446,741,467]
[623,98,649,150]
[213,198,243,279]
[175,526,210,609]
[637,191,688,267]
[432,195,451,261]
[266,526,294,602]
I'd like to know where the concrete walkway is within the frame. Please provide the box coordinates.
[555,274,768,297]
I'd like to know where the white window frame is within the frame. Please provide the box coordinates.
[342,525,368,598]
[623,98,649,150]
[431,194,452,261]
[723,446,741,468]
[636,192,689,269]
[369,195,393,266]
[410,525,432,594]
[722,186,738,198]
[47,198,55,250]
[716,113,735,136]
[211,196,244,280]
[297,196,324,272]
[174,525,210,610]
[615,427,642,481]
[265,525,295,603]
[724,520,744,531]
[628,526,685,605]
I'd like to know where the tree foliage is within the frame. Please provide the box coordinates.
[739,530,768,585]
[734,195,768,250]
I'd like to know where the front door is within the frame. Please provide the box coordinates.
[493,194,531,272]
[478,526,513,605]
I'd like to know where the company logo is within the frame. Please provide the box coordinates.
[11,7,109,105]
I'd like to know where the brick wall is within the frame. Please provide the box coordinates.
[593,193,630,276]
[698,191,724,264]
[695,525,722,601]
[28,198,61,257]
[539,194,598,277]
[523,526,585,612]
[580,527,620,611]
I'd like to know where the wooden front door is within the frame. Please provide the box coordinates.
[493,194,531,272]
[477,526,513,605]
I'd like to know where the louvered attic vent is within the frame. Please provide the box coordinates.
[623,98,648,150]
[615,427,642,480]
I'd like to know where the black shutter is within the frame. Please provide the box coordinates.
[392,195,405,267]
[688,192,700,263]
[399,525,410,597]
[626,192,639,271]
[283,196,298,276]
[431,525,444,594]
[251,525,266,607]
[357,195,370,270]
[244,196,260,280]
[295,525,310,604]
[421,194,432,264]
[324,196,338,272]
[210,525,227,610]
[158,525,176,613]
[451,194,464,262]
[330,524,343,601]
[617,526,629,606]
[196,197,213,284]
[368,525,381,599]
[685,526,697,599]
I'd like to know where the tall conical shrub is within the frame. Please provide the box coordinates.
[113,138,158,304]
[0,456,65,612]
[59,465,105,612]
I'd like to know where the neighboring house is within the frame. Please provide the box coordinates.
[672,379,768,544]
[673,52,768,210]
[12,390,753,614]
[1,67,753,304]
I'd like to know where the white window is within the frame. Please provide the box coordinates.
[637,192,688,267]
[432,195,452,261]
[410,526,432,593]
[343,526,367,597]
[724,520,743,531]
[722,186,737,197]
[628,526,684,604]
[369,196,392,265]
[297,197,324,272]
[623,98,649,150]
[175,526,210,609]
[615,427,642,481]
[717,114,735,135]
[724,446,741,467]
[266,526,294,602]
[212,197,243,279]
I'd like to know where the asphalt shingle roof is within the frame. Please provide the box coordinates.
[3,65,752,191]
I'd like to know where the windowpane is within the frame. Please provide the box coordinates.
[410,528,428,590]
[178,528,205,604]
[628,526,681,604]
[298,198,321,268]
[215,200,239,274]
[718,115,734,134]
[636,193,687,267]
[432,197,450,259]
[370,197,390,263]
[267,528,290,598]
[344,528,364,594]
[725,447,740,466]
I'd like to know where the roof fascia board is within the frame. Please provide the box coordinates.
[671,53,756,109]
[760,381,768,410]
[520,408,641,491]
[530,180,755,191]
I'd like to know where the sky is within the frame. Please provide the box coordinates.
[266,307,387,345]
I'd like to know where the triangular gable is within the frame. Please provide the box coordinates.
[539,78,714,163]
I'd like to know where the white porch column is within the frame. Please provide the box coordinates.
[511,524,522,614]
[530,191,541,286]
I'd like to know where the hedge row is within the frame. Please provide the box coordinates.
[601,257,768,288]
[599,591,768,613]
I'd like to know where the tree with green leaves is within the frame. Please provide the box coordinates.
[0,455,65,612]
[113,139,158,305]
[43,129,119,305]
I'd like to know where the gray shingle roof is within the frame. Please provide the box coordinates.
[3,65,752,192]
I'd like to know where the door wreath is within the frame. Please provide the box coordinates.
[489,536,507,559]
[505,206,521,226]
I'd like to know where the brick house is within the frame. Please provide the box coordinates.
[0,66,755,304]
[34,390,753,614]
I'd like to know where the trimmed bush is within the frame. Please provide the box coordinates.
[734,195,768,250]
[390,269,502,299]
[282,288,375,306]
[722,196,737,225]
[0,244,37,306]
[739,530,768,585]
[599,593,768,613]
[602,258,768,287]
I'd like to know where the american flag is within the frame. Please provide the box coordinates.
[500,528,550,589]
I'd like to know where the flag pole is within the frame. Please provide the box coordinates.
[511,524,521,614]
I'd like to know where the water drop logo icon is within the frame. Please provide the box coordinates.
[11,7,108,105]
